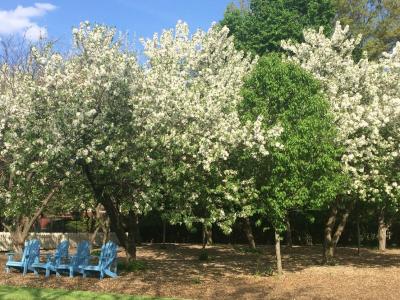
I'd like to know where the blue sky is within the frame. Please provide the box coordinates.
[0,1,233,47]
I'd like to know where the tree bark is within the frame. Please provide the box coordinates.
[102,216,110,245]
[162,219,166,244]
[286,217,293,248]
[89,204,110,246]
[378,209,388,251]
[126,212,137,261]
[134,214,142,246]
[7,220,27,252]
[323,200,352,264]
[242,217,256,249]
[202,224,213,249]
[332,209,350,246]
[323,203,337,264]
[3,186,59,251]
[357,213,361,256]
[83,164,137,261]
[275,230,283,275]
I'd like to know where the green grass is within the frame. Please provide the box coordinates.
[0,286,173,300]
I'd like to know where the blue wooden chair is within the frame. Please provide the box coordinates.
[5,239,41,275]
[80,241,118,279]
[55,240,90,277]
[31,240,69,277]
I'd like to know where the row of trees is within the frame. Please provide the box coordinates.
[0,0,399,274]
[220,0,400,270]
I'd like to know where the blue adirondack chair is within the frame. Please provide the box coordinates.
[80,241,118,279]
[31,240,69,277]
[5,239,41,275]
[55,240,90,277]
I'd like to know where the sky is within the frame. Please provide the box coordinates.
[0,0,233,48]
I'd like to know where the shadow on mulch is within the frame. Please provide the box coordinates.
[1,243,400,299]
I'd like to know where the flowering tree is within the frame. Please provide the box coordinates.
[32,21,275,260]
[0,46,70,250]
[282,22,400,260]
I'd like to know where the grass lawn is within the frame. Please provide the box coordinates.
[0,285,172,300]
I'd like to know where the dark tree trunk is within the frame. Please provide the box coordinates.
[357,213,361,256]
[123,211,137,261]
[274,230,283,275]
[134,214,142,246]
[162,219,166,244]
[83,164,137,261]
[242,217,256,249]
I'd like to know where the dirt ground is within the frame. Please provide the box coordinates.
[1,243,400,299]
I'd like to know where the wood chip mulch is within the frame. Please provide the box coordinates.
[1,243,400,299]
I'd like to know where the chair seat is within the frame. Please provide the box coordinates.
[31,262,49,269]
[55,264,73,269]
[80,265,100,271]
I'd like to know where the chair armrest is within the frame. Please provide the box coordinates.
[5,252,15,261]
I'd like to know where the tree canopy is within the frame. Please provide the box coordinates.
[220,0,336,55]
[334,0,400,59]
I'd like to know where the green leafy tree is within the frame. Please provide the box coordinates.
[239,54,345,273]
[335,0,400,59]
[221,0,336,55]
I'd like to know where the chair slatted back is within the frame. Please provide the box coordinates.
[73,240,90,266]
[54,240,69,264]
[26,239,40,266]
[99,241,117,270]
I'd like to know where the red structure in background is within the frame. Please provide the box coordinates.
[38,214,50,231]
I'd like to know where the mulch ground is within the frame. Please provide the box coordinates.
[1,243,400,299]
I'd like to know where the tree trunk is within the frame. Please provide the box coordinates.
[323,201,352,264]
[357,213,361,256]
[274,230,283,275]
[83,164,137,261]
[162,219,166,244]
[286,217,293,248]
[378,210,388,251]
[102,217,110,245]
[323,203,337,264]
[332,209,350,246]
[202,224,213,249]
[123,211,137,261]
[90,225,101,246]
[3,186,59,252]
[242,217,256,249]
[134,214,142,246]
[9,221,27,252]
